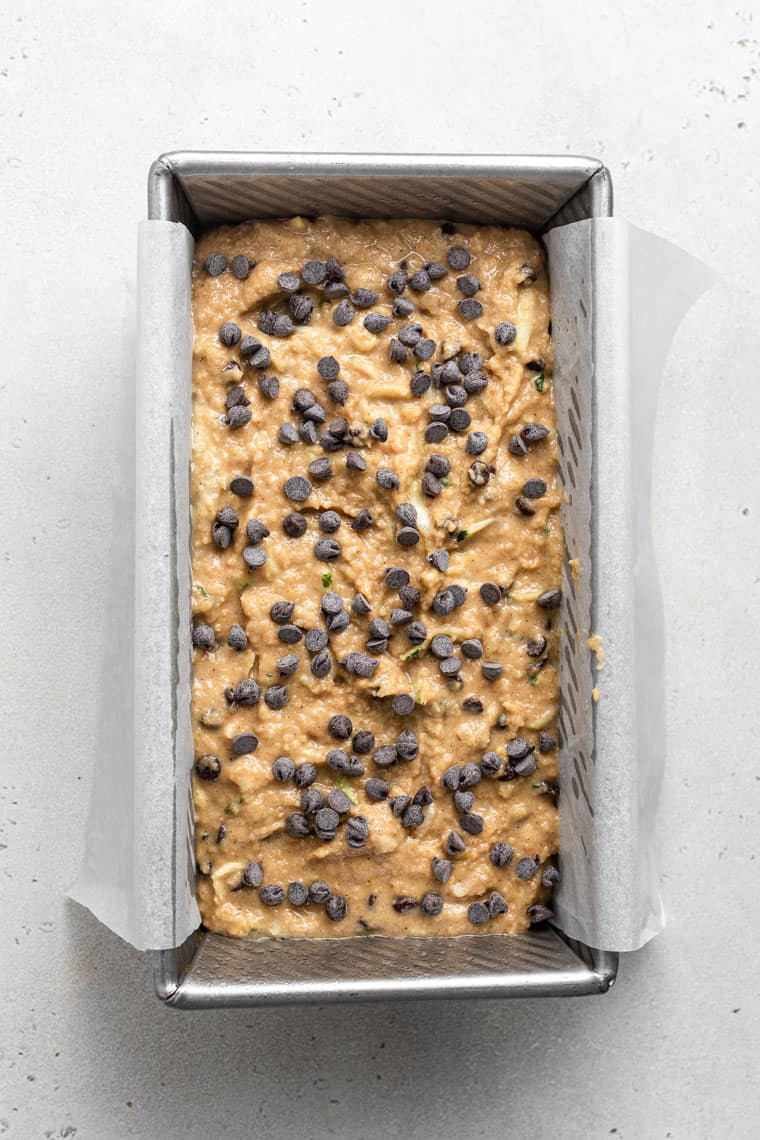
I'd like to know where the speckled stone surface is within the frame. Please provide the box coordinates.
[1,2,758,1137]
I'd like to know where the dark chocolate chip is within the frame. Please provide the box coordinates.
[456,274,482,297]
[277,623,302,644]
[242,860,264,887]
[527,904,554,924]
[352,592,372,615]
[364,312,392,333]
[327,379,349,404]
[317,355,340,380]
[432,589,455,617]
[373,744,397,768]
[393,297,415,317]
[385,567,409,589]
[388,337,407,363]
[278,423,299,446]
[287,881,309,906]
[391,693,414,716]
[432,856,452,884]
[343,651,378,677]
[230,475,255,497]
[537,588,561,609]
[309,880,331,904]
[243,546,267,570]
[195,754,221,780]
[393,895,418,913]
[227,406,252,429]
[460,763,482,789]
[264,685,288,711]
[270,600,295,624]
[439,656,462,678]
[480,752,502,776]
[516,856,540,880]
[345,814,369,847]
[314,537,341,561]
[409,269,431,292]
[232,732,258,756]
[521,422,550,443]
[272,756,295,782]
[490,842,514,868]
[542,866,561,888]
[509,434,529,457]
[204,253,227,276]
[346,450,367,473]
[352,288,378,309]
[395,729,418,760]
[219,321,241,346]
[278,271,301,293]
[401,803,425,828]
[289,294,313,324]
[479,582,502,606]
[229,678,261,706]
[421,472,442,498]
[277,653,299,677]
[454,790,474,813]
[459,298,483,320]
[227,624,248,650]
[302,259,327,285]
[365,777,390,801]
[447,246,470,270]
[488,890,508,917]
[539,731,557,753]
[308,457,333,481]
[495,321,517,346]
[370,417,388,442]
[467,901,489,926]
[376,468,400,491]
[333,299,355,326]
[387,266,408,295]
[353,729,375,755]
[446,830,466,855]
[522,478,547,499]
[192,624,215,651]
[410,370,432,396]
[311,648,332,678]
[260,884,285,906]
[421,892,443,916]
[407,620,427,644]
[425,261,448,280]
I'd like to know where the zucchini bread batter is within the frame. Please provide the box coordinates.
[191,217,561,938]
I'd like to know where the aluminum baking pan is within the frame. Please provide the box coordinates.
[147,152,617,1008]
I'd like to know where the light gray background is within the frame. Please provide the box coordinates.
[2,1,758,1137]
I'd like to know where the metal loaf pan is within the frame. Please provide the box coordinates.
[148,152,617,1008]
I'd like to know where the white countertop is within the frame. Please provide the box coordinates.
[2,1,758,1137]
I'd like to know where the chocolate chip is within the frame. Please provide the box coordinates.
[465,432,488,457]
[488,891,508,917]
[421,892,443,917]
[230,475,255,497]
[388,337,407,363]
[225,386,249,411]
[467,901,489,926]
[390,608,413,627]
[352,592,372,615]
[304,627,327,654]
[343,651,378,677]
[242,546,267,570]
[231,254,252,279]
[514,753,537,777]
[311,648,333,678]
[495,321,517,346]
[425,261,448,280]
[195,754,221,780]
[439,656,462,678]
[264,685,288,711]
[204,253,227,276]
[542,866,560,888]
[446,830,466,855]
[456,274,482,297]
[277,654,299,677]
[352,729,375,755]
[454,790,474,813]
[346,450,367,473]
[522,423,549,443]
[231,732,258,756]
[444,385,468,408]
[314,537,341,561]
[219,321,242,347]
[352,287,378,309]
[481,661,503,681]
[410,371,432,397]
[401,803,425,828]
[391,693,414,716]
[365,777,390,802]
[523,478,547,499]
[239,335,261,357]
[315,806,340,837]
[327,714,352,741]
[333,299,355,326]
[449,408,471,433]
[385,567,409,589]
[460,764,482,789]
[516,856,539,880]
[364,312,392,333]
[395,526,418,547]
[307,458,333,482]
[369,618,392,641]
[428,403,451,422]
[346,814,370,848]
[260,375,282,401]
[414,787,433,806]
[284,476,312,503]
[396,729,419,760]
[302,259,327,285]
[272,756,295,783]
[303,401,326,424]
[432,856,452,884]
[309,880,331,904]
[227,406,252,429]
[373,744,397,768]
[294,763,317,789]
[432,589,455,617]
[539,731,557,753]
[430,635,454,661]
[526,636,547,658]
[398,586,421,610]
[463,371,488,396]
[299,421,318,444]
[447,246,470,270]
[227,624,248,650]
[260,884,285,906]
[376,468,400,491]
[517,264,538,286]
[480,752,502,776]
[327,380,349,405]
[387,266,408,295]
[192,623,215,651]
[393,297,415,317]
[327,789,352,815]
[459,298,483,320]
[317,355,340,381]
[425,423,449,445]
[459,638,482,661]
[278,271,300,293]
[278,423,299,446]
[277,624,302,645]
[287,881,309,906]
[480,582,502,606]
[258,311,295,337]
[409,268,431,292]
[527,904,554,924]
[509,434,530,458]
[537,588,561,609]
[270,600,295,624]
[229,678,261,706]
[490,842,514,868]
[398,323,422,347]
[370,417,388,442]
[407,620,427,644]
[392,896,418,914]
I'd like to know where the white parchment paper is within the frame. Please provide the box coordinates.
[70,217,714,952]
